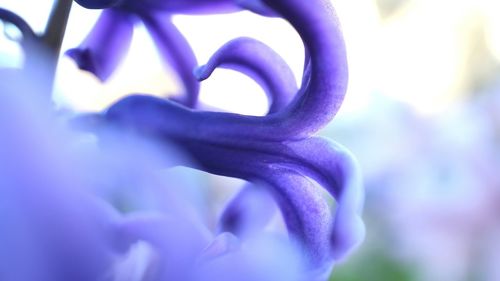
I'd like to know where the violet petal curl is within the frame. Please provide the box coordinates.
[256,0,349,139]
[209,37,298,237]
[194,37,296,113]
[138,10,200,107]
[66,8,134,82]
[185,0,347,141]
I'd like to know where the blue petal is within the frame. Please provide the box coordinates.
[66,8,135,82]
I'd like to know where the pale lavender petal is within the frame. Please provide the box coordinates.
[0,92,116,281]
[218,184,277,238]
[66,8,134,82]
[116,213,212,280]
[194,235,306,281]
[197,232,241,262]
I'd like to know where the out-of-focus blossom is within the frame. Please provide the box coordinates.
[0,69,309,281]
[327,77,500,280]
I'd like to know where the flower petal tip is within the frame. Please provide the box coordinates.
[66,48,107,82]
[193,65,210,81]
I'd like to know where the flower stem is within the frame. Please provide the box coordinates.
[37,0,73,99]
[43,0,72,56]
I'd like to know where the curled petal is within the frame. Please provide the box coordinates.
[261,0,348,138]
[66,8,134,82]
[188,0,348,140]
[195,37,296,113]
[139,11,199,107]
[103,0,347,142]
[194,234,307,281]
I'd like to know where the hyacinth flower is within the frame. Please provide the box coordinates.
[0,63,311,280]
[1,0,364,280]
[0,11,310,280]
[81,0,365,274]
[67,0,276,107]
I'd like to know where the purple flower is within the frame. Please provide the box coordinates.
[88,0,365,275]
[0,75,309,280]
[1,0,365,279]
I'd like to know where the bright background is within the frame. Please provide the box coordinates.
[1,1,500,280]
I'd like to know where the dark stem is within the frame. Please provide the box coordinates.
[0,8,37,42]
[36,0,73,98]
[43,0,73,58]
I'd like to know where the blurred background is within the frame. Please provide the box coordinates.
[1,0,500,280]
